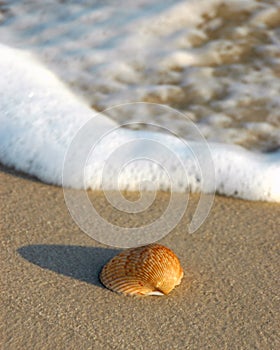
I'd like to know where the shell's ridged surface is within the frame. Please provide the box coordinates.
[100,244,183,296]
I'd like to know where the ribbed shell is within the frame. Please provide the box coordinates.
[99,244,183,296]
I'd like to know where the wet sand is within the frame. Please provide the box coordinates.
[0,166,279,349]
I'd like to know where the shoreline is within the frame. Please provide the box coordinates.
[1,166,279,349]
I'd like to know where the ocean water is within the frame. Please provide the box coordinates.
[0,0,280,203]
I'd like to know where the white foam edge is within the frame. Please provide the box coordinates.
[0,43,280,203]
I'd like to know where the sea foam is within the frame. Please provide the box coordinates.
[0,43,280,202]
[1,0,279,152]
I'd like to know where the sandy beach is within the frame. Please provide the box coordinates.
[0,165,279,349]
[1,1,280,349]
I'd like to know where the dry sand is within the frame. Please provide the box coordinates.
[0,165,279,349]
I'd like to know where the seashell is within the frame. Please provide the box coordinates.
[99,244,183,296]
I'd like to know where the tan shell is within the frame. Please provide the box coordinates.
[99,244,183,296]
